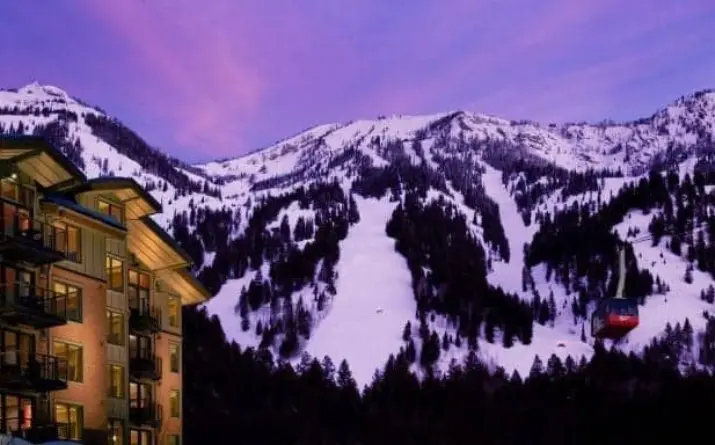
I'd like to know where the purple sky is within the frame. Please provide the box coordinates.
[2,0,714,163]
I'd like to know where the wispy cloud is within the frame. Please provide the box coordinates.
[7,0,711,159]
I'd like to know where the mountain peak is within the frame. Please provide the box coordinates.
[16,82,73,102]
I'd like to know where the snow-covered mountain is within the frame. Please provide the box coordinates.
[2,82,715,387]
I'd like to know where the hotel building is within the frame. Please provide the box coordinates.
[0,136,209,445]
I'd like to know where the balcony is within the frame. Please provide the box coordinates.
[129,351,162,381]
[10,422,66,443]
[129,300,161,334]
[6,410,66,443]
[0,215,67,266]
[0,352,69,392]
[0,283,68,329]
[129,402,162,428]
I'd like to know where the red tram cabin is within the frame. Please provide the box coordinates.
[591,298,639,339]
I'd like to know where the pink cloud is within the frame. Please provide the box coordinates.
[465,26,715,122]
[82,0,269,152]
[75,0,715,158]
[363,0,715,118]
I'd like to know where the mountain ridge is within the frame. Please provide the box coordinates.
[2,82,715,387]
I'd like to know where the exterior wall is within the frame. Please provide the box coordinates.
[53,225,107,279]
[155,332,182,444]
[48,266,109,445]
[107,283,129,428]
[0,152,195,445]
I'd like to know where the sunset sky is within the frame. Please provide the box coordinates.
[2,0,714,162]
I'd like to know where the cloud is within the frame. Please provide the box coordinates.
[76,0,715,158]
[82,0,270,152]
[362,0,715,118]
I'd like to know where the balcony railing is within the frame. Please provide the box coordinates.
[6,416,68,443]
[129,401,162,427]
[129,349,162,381]
[0,351,69,391]
[0,282,69,328]
[129,299,161,333]
[0,215,67,265]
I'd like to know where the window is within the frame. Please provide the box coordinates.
[106,256,124,292]
[0,179,19,201]
[52,221,81,263]
[169,344,180,373]
[98,199,124,224]
[129,381,152,407]
[167,296,180,328]
[129,429,152,445]
[108,364,125,398]
[128,270,150,308]
[169,390,180,418]
[2,329,35,368]
[107,311,125,345]
[55,402,83,441]
[54,341,83,382]
[168,434,180,445]
[0,178,34,207]
[129,335,152,359]
[108,419,124,445]
[3,395,34,432]
[53,281,82,322]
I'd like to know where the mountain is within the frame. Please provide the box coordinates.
[2,82,715,389]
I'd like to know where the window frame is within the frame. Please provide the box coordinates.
[169,389,180,418]
[108,419,124,445]
[106,256,125,293]
[0,178,35,209]
[52,221,82,263]
[167,296,180,328]
[169,343,180,373]
[128,269,151,307]
[106,310,125,346]
[98,199,124,224]
[52,280,83,323]
[55,401,84,441]
[53,340,83,382]
[129,428,152,445]
[108,364,125,399]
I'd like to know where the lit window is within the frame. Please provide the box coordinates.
[98,200,124,223]
[107,419,124,445]
[108,365,125,398]
[169,390,180,418]
[53,281,82,322]
[55,402,83,441]
[52,222,82,263]
[169,344,180,373]
[107,311,125,345]
[53,341,83,382]
[0,179,33,206]
[106,256,124,292]
[129,429,152,445]
[168,296,180,328]
[128,270,150,307]
[168,435,180,445]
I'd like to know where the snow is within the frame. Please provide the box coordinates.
[613,210,712,354]
[2,82,714,381]
[482,164,538,297]
[305,196,415,387]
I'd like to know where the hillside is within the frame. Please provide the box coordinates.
[2,82,715,388]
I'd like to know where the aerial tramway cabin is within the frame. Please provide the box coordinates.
[591,298,639,339]
[0,136,210,445]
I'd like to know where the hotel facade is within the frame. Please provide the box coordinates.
[0,136,209,445]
